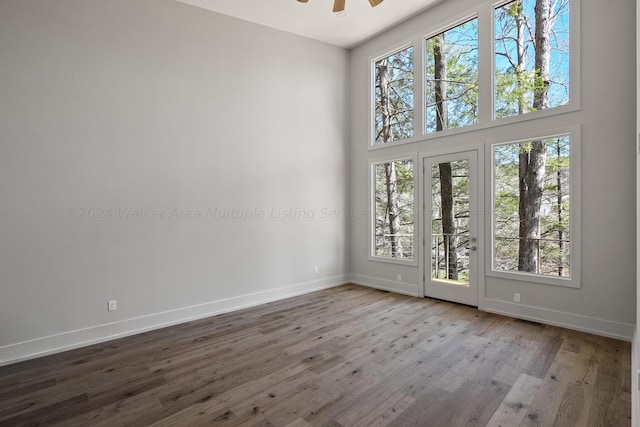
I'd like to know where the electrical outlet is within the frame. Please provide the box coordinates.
[514,293,521,303]
[397,274,402,281]
[314,266,319,274]
[108,300,117,312]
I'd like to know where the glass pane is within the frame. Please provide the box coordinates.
[374,159,414,259]
[425,18,479,134]
[374,46,414,144]
[493,136,571,277]
[494,0,570,119]
[431,160,470,285]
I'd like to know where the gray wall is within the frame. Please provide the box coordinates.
[0,0,635,366]
[349,0,636,338]
[0,0,349,364]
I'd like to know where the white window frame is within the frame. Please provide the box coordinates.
[367,0,580,150]
[369,42,417,148]
[369,154,419,266]
[491,0,580,123]
[423,14,480,136]
[486,126,581,288]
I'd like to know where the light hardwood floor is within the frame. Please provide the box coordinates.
[0,284,631,426]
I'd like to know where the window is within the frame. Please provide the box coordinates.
[370,1,576,148]
[425,18,479,134]
[373,46,414,145]
[492,133,579,286]
[367,2,580,288]
[494,0,570,119]
[372,159,414,261]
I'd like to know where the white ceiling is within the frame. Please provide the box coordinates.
[176,0,442,48]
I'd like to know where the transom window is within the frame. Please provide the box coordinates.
[370,0,575,146]
[373,46,414,145]
[494,0,570,118]
[425,18,479,134]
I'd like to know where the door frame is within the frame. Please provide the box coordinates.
[418,144,485,309]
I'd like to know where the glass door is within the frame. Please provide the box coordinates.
[424,151,478,306]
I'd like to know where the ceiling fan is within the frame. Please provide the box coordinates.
[297,0,384,13]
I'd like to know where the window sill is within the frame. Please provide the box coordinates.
[487,269,580,289]
[368,255,418,267]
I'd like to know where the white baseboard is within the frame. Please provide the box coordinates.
[348,276,633,341]
[349,274,420,297]
[0,276,348,367]
[483,298,634,341]
[2,277,631,367]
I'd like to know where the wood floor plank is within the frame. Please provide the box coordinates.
[520,357,574,426]
[552,382,584,427]
[383,384,450,426]
[480,373,542,427]
[285,418,315,427]
[0,284,631,426]
[449,379,510,427]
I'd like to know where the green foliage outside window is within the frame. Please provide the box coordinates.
[374,47,414,144]
[425,18,479,133]
[493,136,571,277]
[374,160,414,259]
[494,0,570,118]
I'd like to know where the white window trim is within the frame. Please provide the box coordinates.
[418,143,486,303]
[369,154,419,266]
[368,0,580,151]
[486,126,581,288]
[423,13,480,136]
[369,41,416,148]
[490,0,580,122]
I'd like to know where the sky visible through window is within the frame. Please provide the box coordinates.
[425,18,479,134]
[494,0,570,118]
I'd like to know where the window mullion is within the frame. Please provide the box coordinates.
[414,36,425,139]
[477,5,493,125]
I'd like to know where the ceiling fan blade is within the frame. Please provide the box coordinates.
[369,0,383,6]
[333,0,345,12]
[297,0,308,3]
